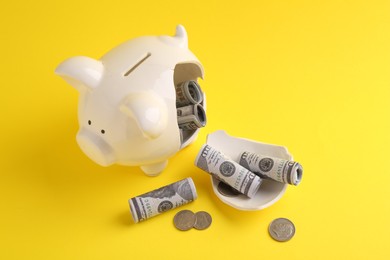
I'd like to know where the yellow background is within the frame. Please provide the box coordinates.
[1,0,390,259]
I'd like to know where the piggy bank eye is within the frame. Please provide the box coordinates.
[88,120,91,125]
[101,129,105,134]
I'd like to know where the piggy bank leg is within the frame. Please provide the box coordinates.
[140,160,168,176]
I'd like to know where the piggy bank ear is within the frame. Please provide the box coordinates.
[160,25,189,49]
[55,56,104,92]
[174,24,188,49]
[120,92,168,139]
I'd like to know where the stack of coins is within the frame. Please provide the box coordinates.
[217,181,241,197]
[173,210,212,231]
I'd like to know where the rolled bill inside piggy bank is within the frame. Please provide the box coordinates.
[175,80,203,107]
[239,151,303,185]
[177,104,207,130]
[177,104,201,117]
[195,145,262,198]
[128,177,197,223]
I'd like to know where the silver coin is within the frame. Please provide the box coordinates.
[268,218,295,242]
[217,181,240,197]
[194,211,212,230]
[173,210,196,231]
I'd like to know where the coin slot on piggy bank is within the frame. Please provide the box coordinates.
[56,25,206,176]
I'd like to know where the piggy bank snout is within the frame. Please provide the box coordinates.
[76,129,115,166]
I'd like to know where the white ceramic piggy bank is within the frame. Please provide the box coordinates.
[56,25,204,176]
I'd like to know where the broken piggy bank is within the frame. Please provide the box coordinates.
[55,25,205,176]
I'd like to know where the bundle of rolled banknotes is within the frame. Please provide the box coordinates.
[129,177,197,223]
[175,81,207,143]
[195,145,303,198]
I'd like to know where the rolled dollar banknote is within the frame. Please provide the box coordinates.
[194,145,262,198]
[239,151,303,185]
[177,104,200,117]
[177,104,207,130]
[129,177,197,223]
[175,80,203,107]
